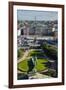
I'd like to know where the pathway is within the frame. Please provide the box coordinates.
[17,50,30,63]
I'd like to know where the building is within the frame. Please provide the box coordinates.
[17,20,58,48]
[17,21,30,36]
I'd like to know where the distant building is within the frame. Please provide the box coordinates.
[17,29,21,36]
[52,23,58,40]
[17,20,58,48]
[17,21,30,36]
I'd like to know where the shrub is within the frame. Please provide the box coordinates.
[42,43,57,60]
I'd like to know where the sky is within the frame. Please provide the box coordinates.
[17,10,58,21]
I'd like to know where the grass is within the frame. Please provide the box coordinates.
[42,43,57,60]
[28,50,44,57]
[42,43,57,52]
[18,49,48,73]
[18,58,48,72]
[18,59,29,72]
[17,43,57,78]
[17,48,25,58]
[36,59,48,72]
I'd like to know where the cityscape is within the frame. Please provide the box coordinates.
[17,10,58,80]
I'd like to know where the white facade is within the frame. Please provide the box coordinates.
[17,29,21,36]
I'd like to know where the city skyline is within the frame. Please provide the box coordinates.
[17,10,58,21]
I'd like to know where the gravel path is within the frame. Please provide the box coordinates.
[17,50,30,63]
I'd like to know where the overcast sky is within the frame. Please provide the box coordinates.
[17,10,58,21]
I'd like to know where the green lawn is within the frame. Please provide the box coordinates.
[36,59,48,72]
[29,50,44,56]
[18,59,29,72]
[18,58,48,72]
[18,49,49,73]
